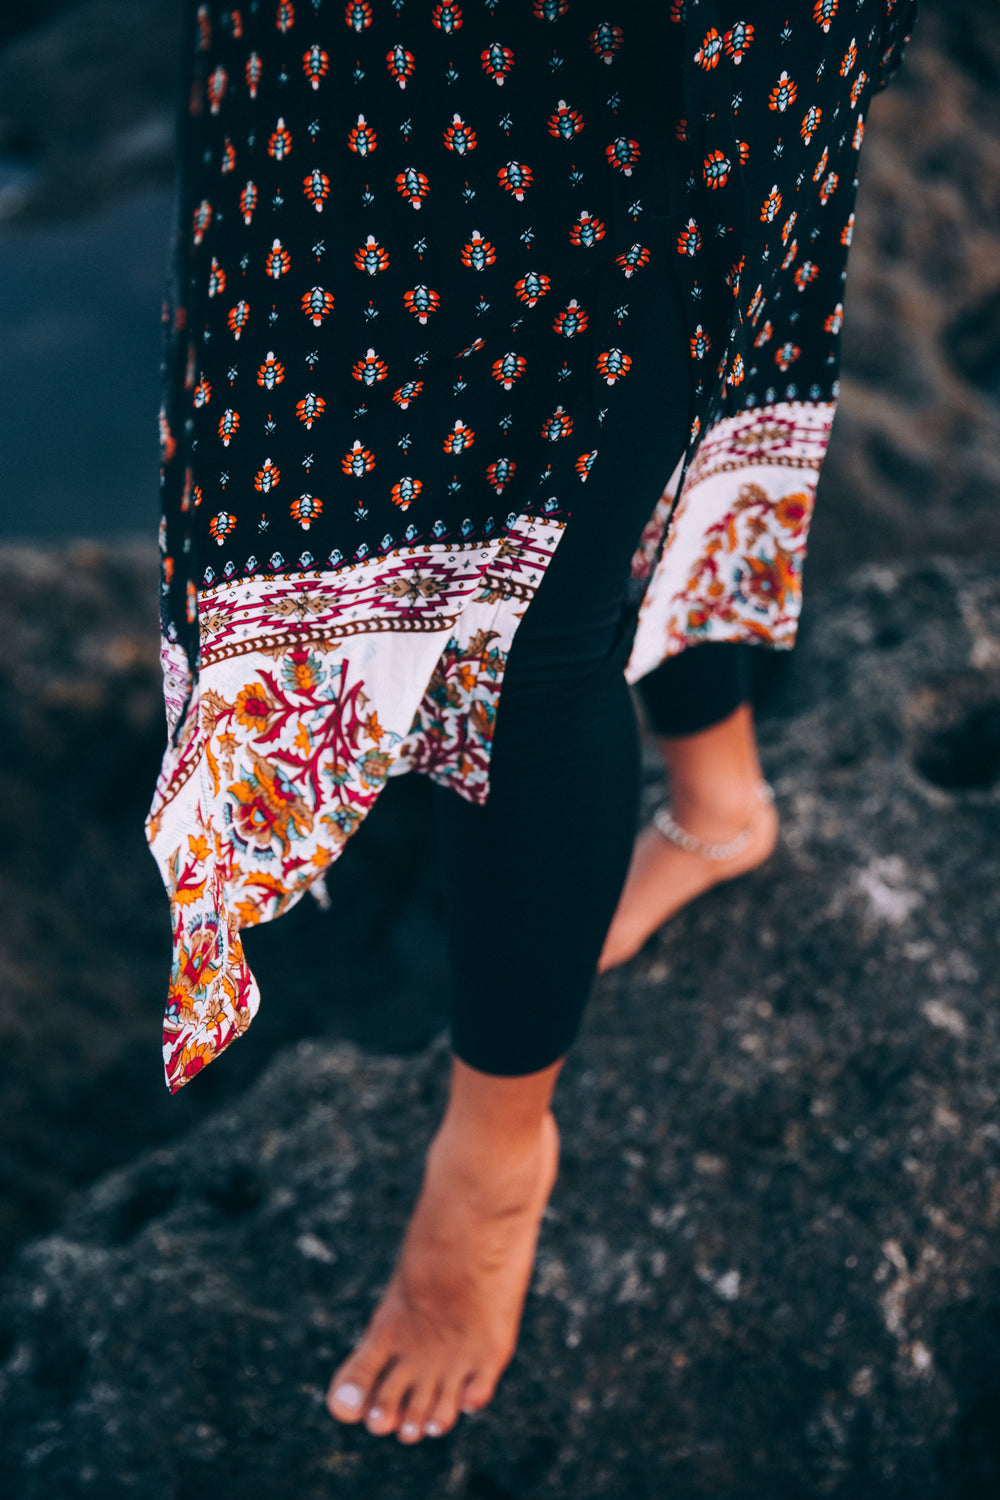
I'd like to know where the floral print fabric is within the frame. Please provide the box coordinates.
[150,0,916,1091]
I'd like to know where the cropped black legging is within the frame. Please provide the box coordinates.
[432,273,753,1076]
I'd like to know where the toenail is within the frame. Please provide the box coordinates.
[424,1421,443,1437]
[332,1382,364,1411]
[366,1406,385,1424]
[400,1422,420,1440]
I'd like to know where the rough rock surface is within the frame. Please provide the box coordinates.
[810,0,1000,579]
[3,553,1000,1499]
[0,541,452,1269]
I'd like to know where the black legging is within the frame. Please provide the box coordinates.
[433,268,752,1075]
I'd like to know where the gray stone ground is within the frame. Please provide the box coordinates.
[2,553,1000,1499]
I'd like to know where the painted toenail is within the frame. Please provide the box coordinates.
[400,1422,420,1440]
[332,1382,364,1411]
[424,1421,443,1437]
[367,1406,385,1424]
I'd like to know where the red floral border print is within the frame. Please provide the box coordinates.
[625,400,833,683]
[146,513,564,1091]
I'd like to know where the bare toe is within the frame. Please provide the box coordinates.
[329,1111,557,1445]
[397,1403,429,1445]
[422,1378,463,1438]
[460,1367,499,1415]
[365,1359,415,1435]
[395,1378,444,1443]
[326,1333,394,1424]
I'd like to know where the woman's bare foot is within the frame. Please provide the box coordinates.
[597,781,778,972]
[326,1106,559,1442]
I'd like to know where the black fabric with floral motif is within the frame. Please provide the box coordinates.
[159,0,917,679]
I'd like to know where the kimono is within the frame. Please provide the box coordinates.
[148,0,918,1091]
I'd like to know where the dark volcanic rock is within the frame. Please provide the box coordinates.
[804,0,1000,581]
[2,552,1000,1498]
[0,541,450,1272]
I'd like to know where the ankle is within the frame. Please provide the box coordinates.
[430,1106,555,1184]
[667,779,762,839]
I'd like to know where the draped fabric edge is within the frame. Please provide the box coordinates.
[146,391,830,1092]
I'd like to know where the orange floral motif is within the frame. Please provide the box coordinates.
[497,161,532,199]
[403,285,439,321]
[303,168,330,210]
[209,511,236,543]
[169,927,219,1010]
[239,181,258,223]
[254,458,280,492]
[396,167,430,209]
[801,105,822,143]
[702,149,731,190]
[245,51,262,97]
[769,71,798,112]
[355,235,390,274]
[302,43,329,88]
[480,42,514,85]
[588,21,623,63]
[443,419,475,454]
[676,219,702,256]
[345,4,372,33]
[352,348,388,384]
[386,43,415,88]
[760,185,782,222]
[229,747,315,856]
[257,351,285,388]
[694,28,723,69]
[568,212,604,247]
[267,118,292,159]
[548,99,587,138]
[432,3,463,33]
[173,1039,217,1083]
[813,0,838,32]
[443,113,477,153]
[347,113,377,155]
[774,492,812,530]
[296,393,326,427]
[302,287,335,326]
[192,200,212,244]
[265,238,290,277]
[342,439,375,475]
[227,300,249,338]
[460,230,497,269]
[234,681,278,731]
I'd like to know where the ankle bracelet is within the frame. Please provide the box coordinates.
[652,781,774,862]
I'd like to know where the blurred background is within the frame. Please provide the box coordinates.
[1,3,1000,1496]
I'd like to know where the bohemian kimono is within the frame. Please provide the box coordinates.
[148,0,918,1092]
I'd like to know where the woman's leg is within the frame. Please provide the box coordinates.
[599,646,779,971]
[327,263,692,1441]
[327,1054,562,1442]
[434,626,643,1074]
[326,532,650,1442]
[636,640,753,739]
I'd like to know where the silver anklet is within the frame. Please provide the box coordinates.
[652,781,774,863]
